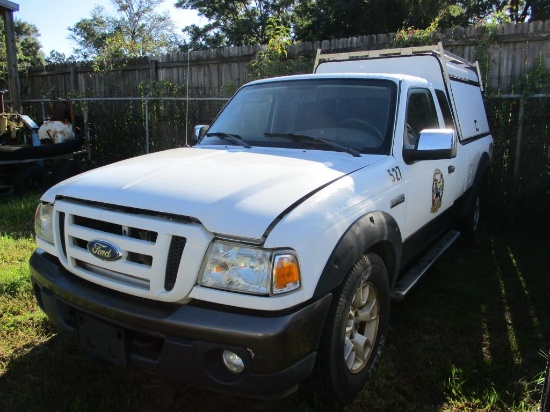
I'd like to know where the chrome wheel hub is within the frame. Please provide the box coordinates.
[344,282,380,373]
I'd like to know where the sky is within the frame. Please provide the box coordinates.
[16,0,205,57]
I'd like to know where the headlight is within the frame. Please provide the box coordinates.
[199,241,301,295]
[35,203,54,244]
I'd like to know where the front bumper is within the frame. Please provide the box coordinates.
[30,249,332,399]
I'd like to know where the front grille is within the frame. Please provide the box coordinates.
[59,212,66,258]
[165,236,187,291]
[71,215,157,270]
[53,199,212,302]
[73,215,159,243]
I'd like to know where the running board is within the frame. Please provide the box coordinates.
[391,230,460,301]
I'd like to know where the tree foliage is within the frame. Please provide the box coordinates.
[248,18,309,80]
[68,0,183,63]
[175,0,295,49]
[436,0,550,27]
[295,0,550,41]
[0,18,45,83]
[45,51,76,65]
[177,0,550,48]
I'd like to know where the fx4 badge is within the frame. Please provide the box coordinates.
[87,239,123,261]
[390,194,405,208]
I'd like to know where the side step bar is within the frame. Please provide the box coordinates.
[391,230,460,301]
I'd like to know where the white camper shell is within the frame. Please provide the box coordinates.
[314,43,490,142]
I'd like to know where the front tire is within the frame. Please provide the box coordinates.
[313,252,390,405]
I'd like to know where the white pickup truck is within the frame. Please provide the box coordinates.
[31,44,493,405]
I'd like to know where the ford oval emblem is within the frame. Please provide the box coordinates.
[87,239,123,261]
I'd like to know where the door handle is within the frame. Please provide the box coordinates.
[448,165,455,174]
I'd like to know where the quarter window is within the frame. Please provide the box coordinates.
[435,89,455,129]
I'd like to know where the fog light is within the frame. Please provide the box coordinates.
[222,350,244,374]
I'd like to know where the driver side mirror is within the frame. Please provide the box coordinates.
[194,125,209,142]
[403,129,457,163]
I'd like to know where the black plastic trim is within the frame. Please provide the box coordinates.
[400,204,458,269]
[313,211,402,298]
[459,132,492,144]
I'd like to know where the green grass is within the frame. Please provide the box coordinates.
[0,193,54,383]
[0,194,548,411]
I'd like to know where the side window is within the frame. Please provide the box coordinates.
[435,90,455,129]
[404,89,439,149]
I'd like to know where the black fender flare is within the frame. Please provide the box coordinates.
[312,211,403,299]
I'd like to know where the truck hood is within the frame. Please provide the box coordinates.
[44,147,382,239]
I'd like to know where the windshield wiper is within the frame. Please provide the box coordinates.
[206,132,251,148]
[264,133,361,157]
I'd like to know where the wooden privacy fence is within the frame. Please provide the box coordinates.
[15,19,550,102]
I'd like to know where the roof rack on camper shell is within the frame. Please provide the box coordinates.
[314,42,484,91]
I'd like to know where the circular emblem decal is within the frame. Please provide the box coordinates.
[431,168,444,213]
[87,239,123,261]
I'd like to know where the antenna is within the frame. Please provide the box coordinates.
[185,48,191,147]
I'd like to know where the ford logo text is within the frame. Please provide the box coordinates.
[87,239,123,262]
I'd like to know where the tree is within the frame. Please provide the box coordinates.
[69,0,183,62]
[45,51,76,65]
[175,0,295,49]
[176,0,448,45]
[0,19,45,83]
[294,0,550,42]
[248,17,309,80]
[294,0,401,41]
[68,6,111,61]
[526,0,550,21]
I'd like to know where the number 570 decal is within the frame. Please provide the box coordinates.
[387,166,403,182]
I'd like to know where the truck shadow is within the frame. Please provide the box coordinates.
[364,226,550,410]
[0,331,326,412]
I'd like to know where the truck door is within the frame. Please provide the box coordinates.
[399,88,461,238]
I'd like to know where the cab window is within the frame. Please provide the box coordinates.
[404,89,439,149]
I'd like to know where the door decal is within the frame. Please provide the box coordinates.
[431,169,444,213]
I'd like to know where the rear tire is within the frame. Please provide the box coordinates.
[461,192,481,240]
[313,252,390,405]
[458,175,487,241]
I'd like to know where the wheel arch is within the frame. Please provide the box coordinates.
[312,210,403,299]
[474,151,491,187]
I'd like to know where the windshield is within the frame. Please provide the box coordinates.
[201,78,397,155]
